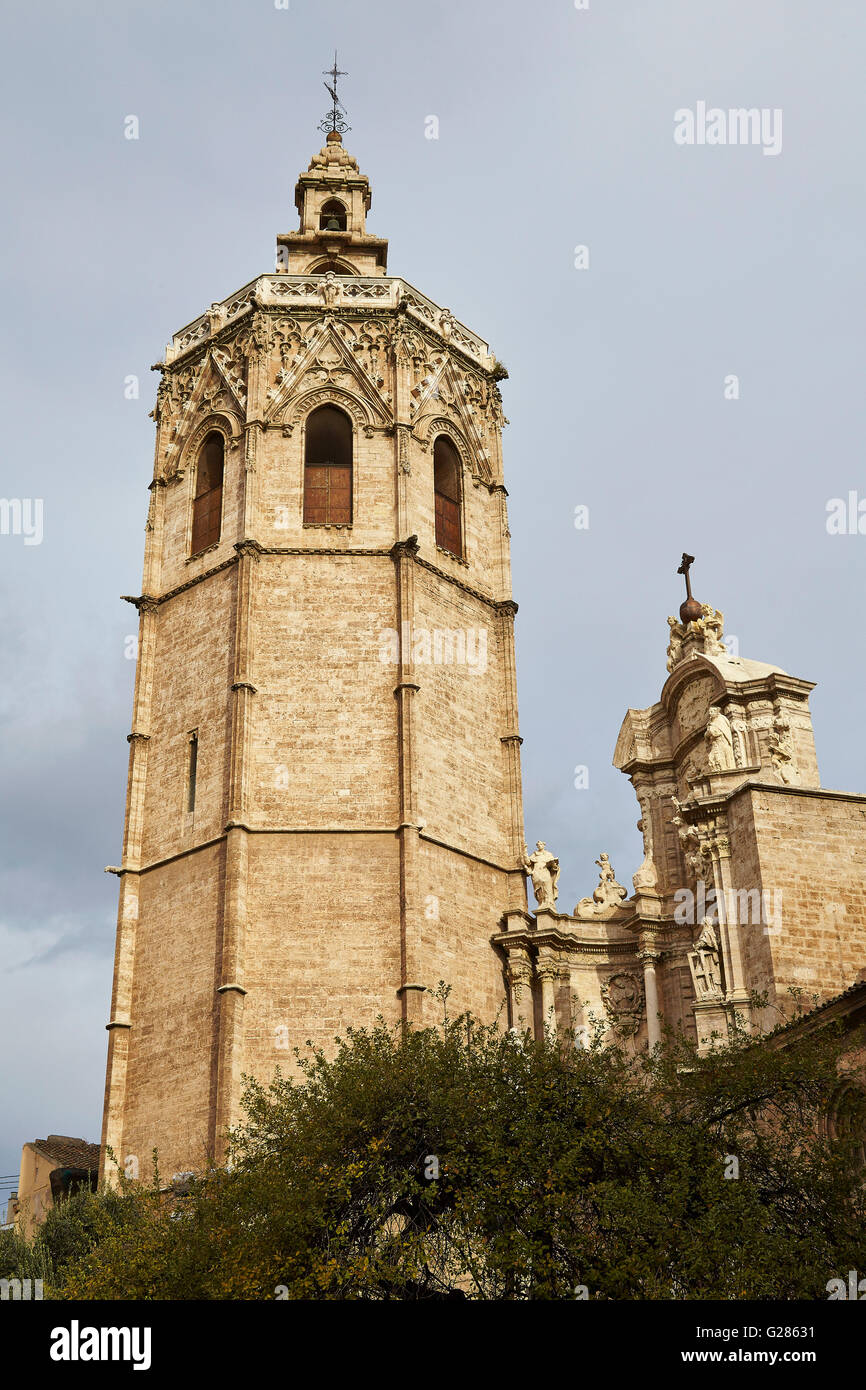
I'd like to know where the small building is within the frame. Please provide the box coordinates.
[10,1136,100,1238]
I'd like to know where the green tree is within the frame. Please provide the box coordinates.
[56,1001,866,1300]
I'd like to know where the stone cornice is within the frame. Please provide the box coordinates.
[121,824,523,879]
[491,926,639,957]
[417,829,523,875]
[165,277,497,377]
[414,552,511,611]
[692,778,866,815]
[125,537,516,617]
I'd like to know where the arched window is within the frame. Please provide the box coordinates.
[433,435,463,558]
[304,405,353,525]
[309,259,355,276]
[191,432,224,554]
[319,199,347,231]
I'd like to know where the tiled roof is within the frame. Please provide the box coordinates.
[33,1135,101,1172]
[764,977,866,1043]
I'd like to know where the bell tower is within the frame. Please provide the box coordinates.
[100,115,528,1179]
[277,129,388,277]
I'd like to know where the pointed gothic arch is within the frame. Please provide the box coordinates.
[307,258,358,276]
[190,431,224,554]
[279,380,381,436]
[416,413,492,485]
[433,434,464,559]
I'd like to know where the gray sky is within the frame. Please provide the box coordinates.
[2,0,865,1181]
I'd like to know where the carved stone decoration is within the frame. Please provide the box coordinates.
[352,325,389,391]
[694,604,726,655]
[411,354,495,483]
[768,714,799,785]
[688,917,724,1000]
[676,677,716,736]
[271,317,305,369]
[705,709,736,773]
[211,345,247,409]
[666,604,727,672]
[235,310,272,362]
[633,801,658,892]
[671,796,712,879]
[728,713,748,768]
[601,971,645,1037]
[318,272,342,308]
[576,853,629,919]
[522,840,560,909]
[166,410,241,485]
[397,426,411,475]
[279,386,375,434]
[666,616,684,672]
[155,360,197,424]
[266,319,392,428]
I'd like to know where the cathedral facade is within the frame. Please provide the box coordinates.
[505,599,866,1053]
[100,132,866,1182]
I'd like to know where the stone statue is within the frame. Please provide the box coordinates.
[695,917,719,957]
[689,916,723,999]
[671,796,707,877]
[576,853,628,918]
[695,604,727,656]
[666,604,726,673]
[769,715,798,785]
[523,841,560,909]
[666,616,684,673]
[633,803,658,892]
[319,272,341,308]
[705,709,736,773]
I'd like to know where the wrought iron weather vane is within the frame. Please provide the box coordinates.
[319,52,350,136]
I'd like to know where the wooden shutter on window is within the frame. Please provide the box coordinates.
[191,433,224,554]
[433,436,463,558]
[304,406,353,524]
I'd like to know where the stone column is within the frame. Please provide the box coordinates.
[100,593,159,1185]
[213,540,259,1156]
[496,599,527,915]
[241,309,270,540]
[395,425,413,539]
[505,944,535,1036]
[712,832,751,1017]
[638,939,662,1048]
[391,536,425,1025]
[536,948,560,1036]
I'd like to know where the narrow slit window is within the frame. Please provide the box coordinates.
[433,436,463,558]
[304,405,353,525]
[187,732,198,813]
[191,432,224,554]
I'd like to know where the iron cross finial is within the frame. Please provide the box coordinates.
[676,552,702,623]
[677,552,695,601]
[319,52,350,136]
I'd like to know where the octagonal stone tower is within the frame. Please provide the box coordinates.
[101,132,528,1179]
